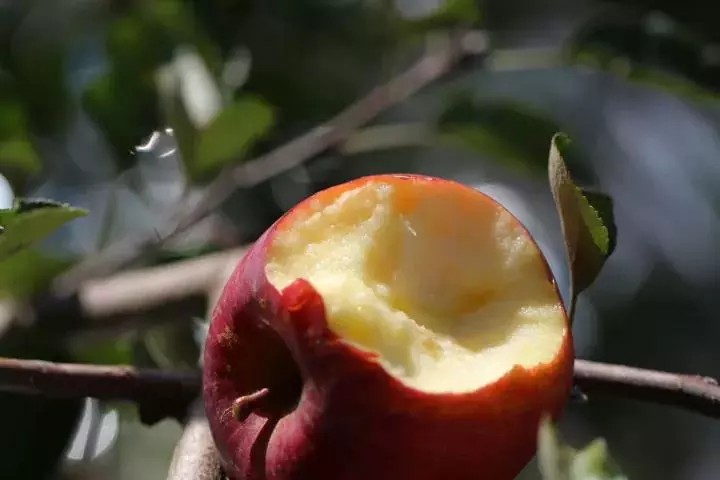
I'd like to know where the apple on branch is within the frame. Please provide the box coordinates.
[203,173,574,480]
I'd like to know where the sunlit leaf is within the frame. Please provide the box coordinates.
[548,134,615,318]
[0,199,88,260]
[191,95,275,180]
[438,96,560,178]
[538,416,628,480]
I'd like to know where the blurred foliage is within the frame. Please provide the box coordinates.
[0,248,72,299]
[566,9,720,103]
[437,94,562,178]
[0,0,717,478]
[538,417,628,480]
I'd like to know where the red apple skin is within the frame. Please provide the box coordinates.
[203,174,574,480]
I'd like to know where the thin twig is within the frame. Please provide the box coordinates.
[0,357,200,425]
[574,359,720,419]
[54,30,489,293]
[0,247,248,338]
[0,358,717,423]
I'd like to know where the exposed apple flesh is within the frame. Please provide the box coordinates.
[203,174,574,480]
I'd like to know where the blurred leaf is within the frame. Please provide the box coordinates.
[0,86,40,175]
[403,0,482,29]
[0,199,88,261]
[437,96,560,178]
[142,322,202,370]
[70,334,135,366]
[566,10,720,103]
[0,248,72,299]
[172,46,223,130]
[191,95,275,181]
[156,61,200,174]
[548,134,615,318]
[538,416,628,480]
[82,69,160,170]
[10,38,70,134]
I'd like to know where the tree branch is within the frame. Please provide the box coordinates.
[54,30,489,293]
[0,357,199,424]
[574,359,720,418]
[0,247,248,338]
[0,358,717,425]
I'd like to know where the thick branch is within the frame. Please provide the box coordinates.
[54,30,489,292]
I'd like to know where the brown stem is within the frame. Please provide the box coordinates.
[0,358,718,424]
[574,359,720,419]
[54,30,489,292]
[0,357,200,425]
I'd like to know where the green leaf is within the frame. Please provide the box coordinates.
[548,134,615,319]
[0,248,73,299]
[403,0,482,28]
[70,334,135,366]
[0,199,88,260]
[437,96,560,178]
[191,95,275,180]
[0,136,40,175]
[141,322,202,370]
[538,416,628,480]
[566,11,720,103]
[82,69,160,170]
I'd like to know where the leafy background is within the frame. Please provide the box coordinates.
[1,0,719,479]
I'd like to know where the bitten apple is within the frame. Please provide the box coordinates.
[203,174,574,480]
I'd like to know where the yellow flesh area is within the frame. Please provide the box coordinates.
[265,181,567,393]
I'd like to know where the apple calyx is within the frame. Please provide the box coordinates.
[222,388,272,423]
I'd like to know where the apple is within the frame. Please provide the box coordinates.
[203,174,574,480]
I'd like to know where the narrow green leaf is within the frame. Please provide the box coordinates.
[0,198,88,260]
[548,134,614,319]
[192,95,275,180]
[538,417,628,480]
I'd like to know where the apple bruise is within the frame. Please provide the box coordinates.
[264,178,567,394]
